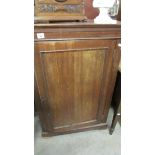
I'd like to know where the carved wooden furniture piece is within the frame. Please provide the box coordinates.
[34,22,121,137]
[35,0,86,21]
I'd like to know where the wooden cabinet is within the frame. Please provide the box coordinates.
[34,23,121,136]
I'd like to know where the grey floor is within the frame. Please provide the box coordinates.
[34,108,121,155]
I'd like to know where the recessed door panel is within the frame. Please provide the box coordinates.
[35,40,114,129]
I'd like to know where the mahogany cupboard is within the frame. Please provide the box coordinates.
[34,22,121,136]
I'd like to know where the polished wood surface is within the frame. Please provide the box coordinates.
[34,22,121,136]
[35,0,86,21]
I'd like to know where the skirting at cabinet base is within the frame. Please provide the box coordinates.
[42,123,107,137]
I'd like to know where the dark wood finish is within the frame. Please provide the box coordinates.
[34,75,41,115]
[35,0,87,21]
[34,22,121,136]
[110,59,121,134]
[111,71,121,110]
[110,101,121,134]
[117,0,121,21]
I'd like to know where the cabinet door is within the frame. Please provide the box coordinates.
[34,39,119,134]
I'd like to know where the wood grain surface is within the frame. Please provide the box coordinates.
[34,23,121,136]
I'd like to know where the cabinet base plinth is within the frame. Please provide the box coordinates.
[41,123,107,137]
